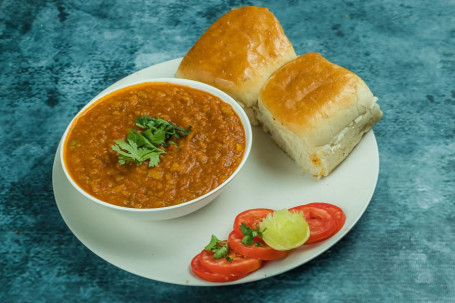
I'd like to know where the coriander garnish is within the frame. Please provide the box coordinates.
[240,223,266,246]
[204,235,231,260]
[111,115,192,167]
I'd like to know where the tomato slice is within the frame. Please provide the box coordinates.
[306,202,346,231]
[198,248,262,275]
[228,231,288,261]
[289,203,345,244]
[233,208,274,237]
[190,252,249,283]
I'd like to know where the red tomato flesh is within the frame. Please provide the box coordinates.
[228,231,288,261]
[191,252,249,283]
[198,249,262,276]
[233,208,274,237]
[289,203,345,244]
[306,202,346,232]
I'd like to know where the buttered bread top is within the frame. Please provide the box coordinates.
[176,6,296,121]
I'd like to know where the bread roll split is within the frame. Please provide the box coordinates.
[257,52,382,177]
[175,6,296,124]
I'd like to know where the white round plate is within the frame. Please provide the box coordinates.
[53,58,379,286]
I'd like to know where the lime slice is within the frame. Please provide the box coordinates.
[259,209,310,251]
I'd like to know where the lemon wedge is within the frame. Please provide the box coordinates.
[259,209,310,251]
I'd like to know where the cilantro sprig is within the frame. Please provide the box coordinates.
[111,115,192,167]
[135,116,192,148]
[240,223,266,247]
[205,235,232,261]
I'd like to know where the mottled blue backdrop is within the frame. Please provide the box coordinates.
[1,0,454,302]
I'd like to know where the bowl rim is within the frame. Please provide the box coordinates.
[60,77,253,213]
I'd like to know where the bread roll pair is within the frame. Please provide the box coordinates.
[176,6,382,177]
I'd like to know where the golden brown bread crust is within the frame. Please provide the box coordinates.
[257,52,382,177]
[259,52,365,136]
[175,6,296,110]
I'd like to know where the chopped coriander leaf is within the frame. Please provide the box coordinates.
[204,234,221,251]
[141,128,166,147]
[240,223,266,246]
[111,115,191,167]
[213,244,229,259]
[204,234,230,260]
[242,235,254,246]
[127,129,154,148]
[112,138,164,167]
[135,115,192,147]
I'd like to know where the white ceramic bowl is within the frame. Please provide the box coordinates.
[60,78,252,220]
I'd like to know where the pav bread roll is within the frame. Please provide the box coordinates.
[175,6,297,124]
[257,52,383,177]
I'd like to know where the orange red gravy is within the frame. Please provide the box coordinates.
[64,82,246,208]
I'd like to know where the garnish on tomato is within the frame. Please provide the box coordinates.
[198,249,262,275]
[191,253,250,283]
[228,231,288,261]
[190,234,262,282]
[233,208,274,237]
[191,202,346,283]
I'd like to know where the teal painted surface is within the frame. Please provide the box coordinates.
[1,0,454,302]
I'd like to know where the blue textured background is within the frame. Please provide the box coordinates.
[1,0,454,302]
